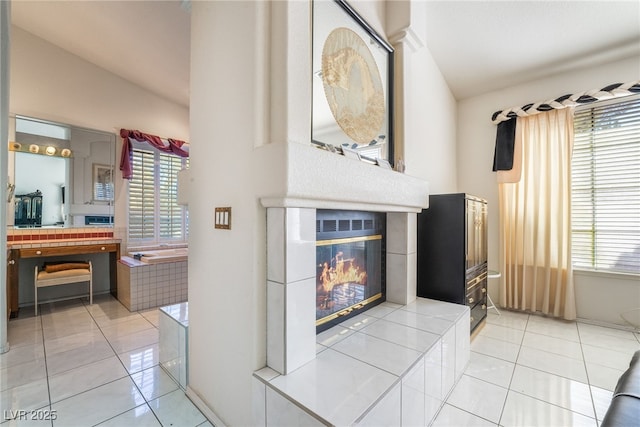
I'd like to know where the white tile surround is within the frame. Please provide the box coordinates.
[265,208,425,375]
[257,144,440,425]
[254,299,470,426]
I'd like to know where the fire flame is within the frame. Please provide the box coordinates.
[318,251,367,293]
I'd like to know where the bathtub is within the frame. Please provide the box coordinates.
[129,247,188,264]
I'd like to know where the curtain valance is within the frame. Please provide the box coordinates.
[119,129,189,179]
[492,80,640,172]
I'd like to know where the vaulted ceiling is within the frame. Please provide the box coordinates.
[10,0,640,105]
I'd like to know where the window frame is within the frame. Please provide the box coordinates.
[127,141,189,244]
[571,95,640,276]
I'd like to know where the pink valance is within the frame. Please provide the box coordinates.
[119,129,189,179]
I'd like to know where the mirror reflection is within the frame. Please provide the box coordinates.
[9,115,116,228]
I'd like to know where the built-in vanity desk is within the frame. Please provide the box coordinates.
[6,228,120,318]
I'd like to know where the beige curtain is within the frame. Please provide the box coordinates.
[498,108,577,320]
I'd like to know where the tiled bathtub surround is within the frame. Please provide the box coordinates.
[117,257,188,311]
[254,298,470,426]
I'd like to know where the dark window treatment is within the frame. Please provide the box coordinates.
[119,129,189,179]
[490,81,640,172]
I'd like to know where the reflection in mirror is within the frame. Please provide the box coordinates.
[9,115,116,228]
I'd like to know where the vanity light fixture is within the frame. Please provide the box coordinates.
[8,141,73,158]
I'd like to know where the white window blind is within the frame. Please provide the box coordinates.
[158,152,183,239]
[572,96,640,274]
[128,148,188,242]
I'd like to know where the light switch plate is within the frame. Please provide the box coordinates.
[214,207,231,229]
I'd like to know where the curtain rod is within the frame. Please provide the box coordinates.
[491,80,640,124]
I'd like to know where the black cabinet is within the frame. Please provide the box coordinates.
[417,193,488,332]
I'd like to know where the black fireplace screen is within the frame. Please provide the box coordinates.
[316,234,383,328]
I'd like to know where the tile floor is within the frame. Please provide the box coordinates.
[3,296,639,427]
[1,295,209,427]
[432,308,640,427]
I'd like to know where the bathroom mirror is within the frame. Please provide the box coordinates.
[9,115,116,227]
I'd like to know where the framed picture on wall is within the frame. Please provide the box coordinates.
[93,163,114,202]
[312,0,394,166]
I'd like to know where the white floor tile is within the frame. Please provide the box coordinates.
[517,346,588,383]
[43,329,107,355]
[100,316,155,341]
[44,339,115,377]
[446,374,507,424]
[0,342,45,370]
[526,316,580,342]
[464,351,515,388]
[148,389,206,427]
[95,404,162,427]
[510,365,595,417]
[107,327,159,354]
[118,344,161,375]
[478,322,525,345]
[471,334,521,362]
[581,343,636,371]
[48,356,128,403]
[577,322,638,341]
[131,365,180,401]
[501,391,597,427]
[485,310,529,331]
[0,358,47,392]
[579,330,640,354]
[51,377,145,426]
[432,404,497,426]
[585,363,624,392]
[139,309,161,327]
[7,326,43,350]
[590,386,613,423]
[0,378,50,415]
[521,330,584,360]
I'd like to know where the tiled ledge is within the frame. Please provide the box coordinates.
[253,298,470,426]
[8,237,120,249]
[7,226,114,243]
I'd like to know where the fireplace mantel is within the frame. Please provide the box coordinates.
[259,142,429,213]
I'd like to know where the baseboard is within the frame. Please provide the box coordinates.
[577,317,639,333]
[186,386,227,427]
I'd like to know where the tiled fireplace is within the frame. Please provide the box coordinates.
[261,142,430,375]
[254,143,469,426]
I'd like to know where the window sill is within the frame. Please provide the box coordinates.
[573,268,640,281]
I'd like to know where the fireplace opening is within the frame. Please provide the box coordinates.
[316,210,385,333]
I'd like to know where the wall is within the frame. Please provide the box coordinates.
[188,0,457,425]
[457,56,640,326]
[7,26,189,305]
[9,26,190,237]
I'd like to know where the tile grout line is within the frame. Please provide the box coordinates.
[81,297,167,427]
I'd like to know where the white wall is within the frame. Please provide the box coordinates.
[187,0,457,424]
[10,27,190,236]
[457,56,640,326]
[188,2,269,425]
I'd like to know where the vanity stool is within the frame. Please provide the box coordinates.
[34,261,93,315]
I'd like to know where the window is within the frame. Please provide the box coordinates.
[128,146,188,242]
[572,96,640,274]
